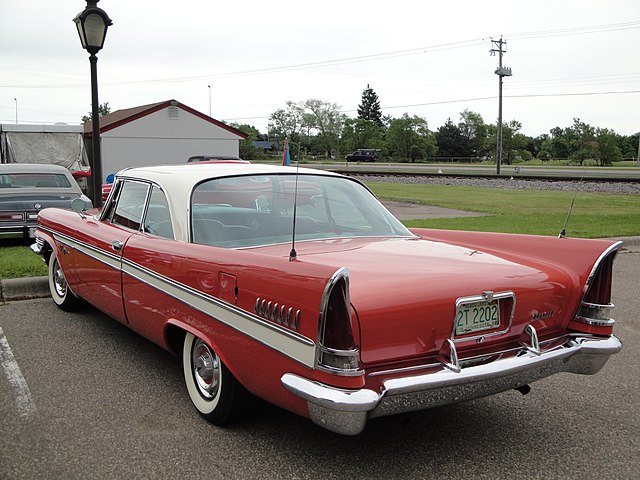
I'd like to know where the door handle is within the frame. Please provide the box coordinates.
[112,240,124,251]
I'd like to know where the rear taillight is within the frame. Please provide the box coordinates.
[317,268,361,376]
[570,243,621,334]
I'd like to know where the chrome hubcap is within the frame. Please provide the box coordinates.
[192,338,220,399]
[53,261,67,297]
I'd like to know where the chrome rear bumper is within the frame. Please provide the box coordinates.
[281,334,622,435]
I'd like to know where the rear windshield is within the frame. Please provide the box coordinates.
[190,173,412,248]
[0,173,72,189]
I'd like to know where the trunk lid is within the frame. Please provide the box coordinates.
[252,236,578,365]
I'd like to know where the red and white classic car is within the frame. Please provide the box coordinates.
[32,163,622,435]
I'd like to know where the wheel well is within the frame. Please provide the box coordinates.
[165,324,187,356]
[42,241,53,264]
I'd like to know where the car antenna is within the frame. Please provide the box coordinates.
[558,171,585,238]
[289,162,300,261]
[558,190,578,238]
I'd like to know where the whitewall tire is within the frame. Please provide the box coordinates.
[182,332,246,424]
[48,253,81,311]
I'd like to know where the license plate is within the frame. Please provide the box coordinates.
[455,300,500,335]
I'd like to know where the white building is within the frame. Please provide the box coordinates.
[84,100,247,180]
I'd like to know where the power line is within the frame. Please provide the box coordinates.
[222,89,640,121]
[3,20,639,89]
[505,21,640,40]
[505,90,640,99]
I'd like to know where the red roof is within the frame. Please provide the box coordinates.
[83,100,248,139]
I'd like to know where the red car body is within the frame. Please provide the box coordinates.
[32,163,622,435]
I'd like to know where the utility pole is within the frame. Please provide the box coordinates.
[490,37,512,175]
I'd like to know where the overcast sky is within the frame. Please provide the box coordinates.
[1,0,639,137]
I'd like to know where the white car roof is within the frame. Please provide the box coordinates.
[116,163,339,188]
[113,163,344,243]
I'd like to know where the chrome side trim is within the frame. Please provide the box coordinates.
[282,334,622,435]
[42,227,317,368]
[41,227,123,271]
[120,257,316,368]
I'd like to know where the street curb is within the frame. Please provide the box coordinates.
[0,276,50,302]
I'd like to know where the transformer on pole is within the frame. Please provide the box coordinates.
[490,37,512,175]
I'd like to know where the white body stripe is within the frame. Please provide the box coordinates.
[48,229,317,368]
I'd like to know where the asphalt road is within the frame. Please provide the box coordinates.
[1,245,638,479]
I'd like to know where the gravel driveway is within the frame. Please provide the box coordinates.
[358,174,640,195]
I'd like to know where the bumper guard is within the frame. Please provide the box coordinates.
[281,334,622,435]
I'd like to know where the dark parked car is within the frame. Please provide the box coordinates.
[187,155,246,163]
[0,163,92,238]
[345,149,380,162]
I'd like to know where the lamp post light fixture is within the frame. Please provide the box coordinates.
[73,0,112,207]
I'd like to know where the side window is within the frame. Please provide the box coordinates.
[101,181,122,222]
[143,186,174,239]
[112,181,149,231]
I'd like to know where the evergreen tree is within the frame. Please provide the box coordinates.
[435,119,466,159]
[357,84,383,127]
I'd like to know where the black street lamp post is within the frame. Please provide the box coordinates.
[73,0,112,207]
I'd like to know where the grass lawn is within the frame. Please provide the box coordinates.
[0,238,47,279]
[366,181,640,238]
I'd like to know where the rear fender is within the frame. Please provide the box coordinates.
[411,228,621,289]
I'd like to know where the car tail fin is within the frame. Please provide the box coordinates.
[316,268,361,376]
[569,242,622,335]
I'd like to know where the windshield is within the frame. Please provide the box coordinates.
[190,173,412,248]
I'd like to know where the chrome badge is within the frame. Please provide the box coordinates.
[254,298,300,330]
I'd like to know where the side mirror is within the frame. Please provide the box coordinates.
[71,197,86,213]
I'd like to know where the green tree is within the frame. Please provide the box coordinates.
[357,84,383,127]
[568,118,598,164]
[229,123,264,160]
[435,118,466,159]
[341,118,385,155]
[534,133,552,160]
[595,128,622,165]
[301,99,345,158]
[269,101,305,142]
[458,109,489,158]
[387,114,436,162]
[488,120,531,164]
[619,133,639,159]
[548,126,573,159]
[81,102,111,123]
